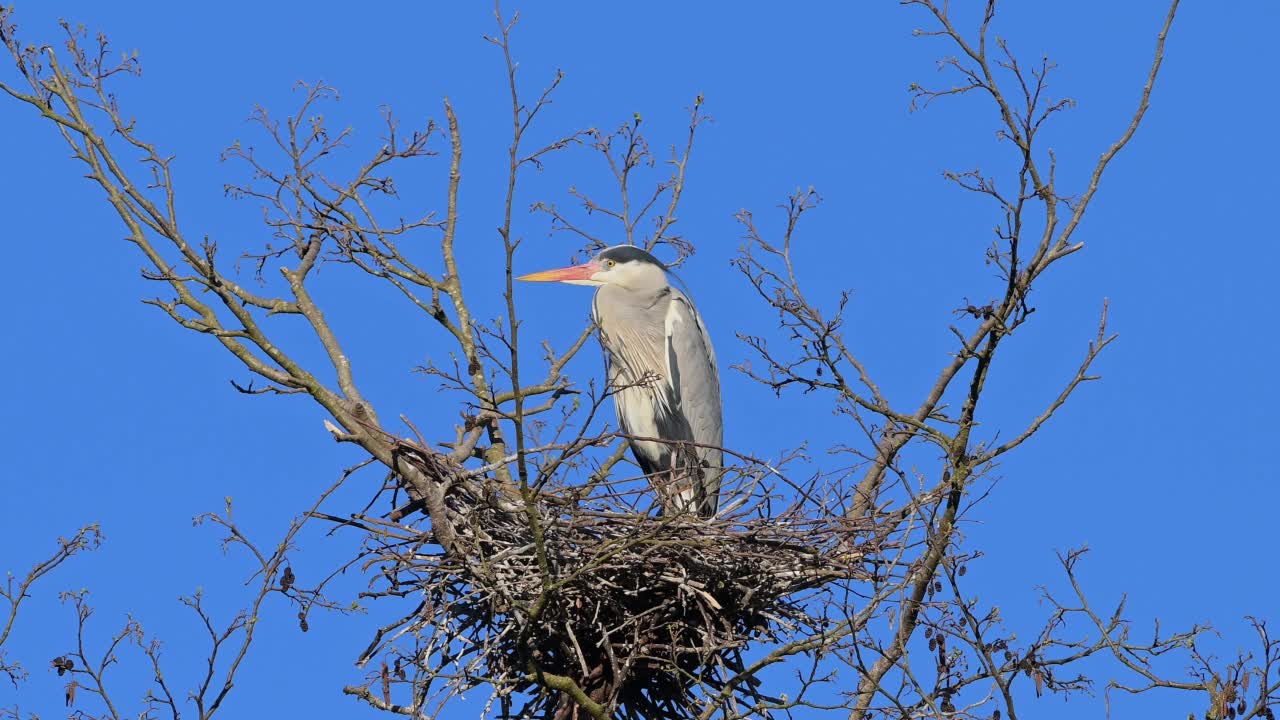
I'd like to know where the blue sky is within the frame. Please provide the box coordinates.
[1,1,1277,718]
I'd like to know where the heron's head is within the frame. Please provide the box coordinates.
[517,245,668,291]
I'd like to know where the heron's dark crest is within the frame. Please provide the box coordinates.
[597,245,668,269]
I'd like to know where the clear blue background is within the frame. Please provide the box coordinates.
[2,2,1276,717]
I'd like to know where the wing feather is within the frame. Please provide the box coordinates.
[664,289,723,514]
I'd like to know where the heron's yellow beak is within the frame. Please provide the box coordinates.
[516,261,601,283]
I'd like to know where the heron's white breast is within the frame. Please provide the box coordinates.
[612,383,666,463]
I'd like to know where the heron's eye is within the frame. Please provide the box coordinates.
[604,259,616,269]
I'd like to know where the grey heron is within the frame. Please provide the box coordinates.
[518,245,723,517]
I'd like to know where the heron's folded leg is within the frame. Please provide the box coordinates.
[657,467,698,516]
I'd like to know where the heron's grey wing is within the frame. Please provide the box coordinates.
[664,289,724,514]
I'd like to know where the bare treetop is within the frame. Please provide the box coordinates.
[5,2,1277,720]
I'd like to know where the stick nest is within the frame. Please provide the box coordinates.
[363,445,888,719]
